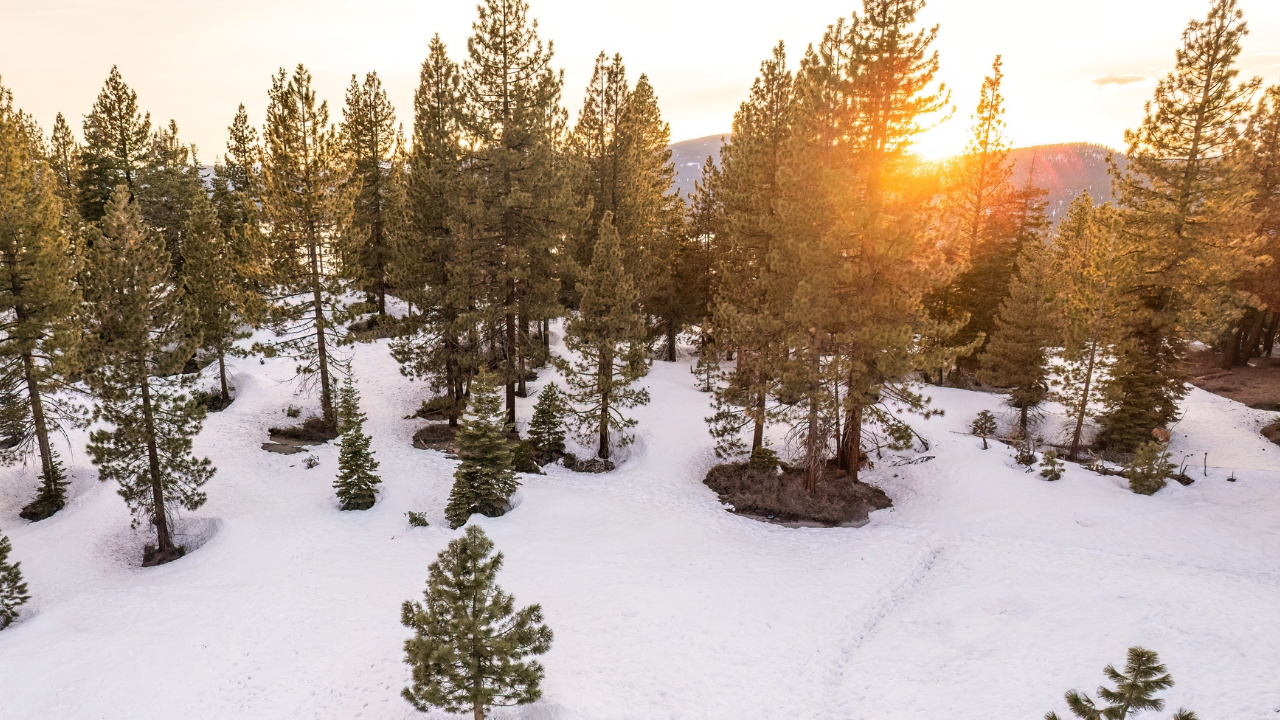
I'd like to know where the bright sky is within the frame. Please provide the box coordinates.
[3,0,1279,161]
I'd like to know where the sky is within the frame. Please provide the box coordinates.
[2,0,1279,161]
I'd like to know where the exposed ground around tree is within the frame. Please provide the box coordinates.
[1185,348,1280,411]
[1,317,1278,719]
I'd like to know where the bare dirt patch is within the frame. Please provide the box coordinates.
[703,462,892,527]
[264,417,338,454]
[413,423,458,453]
[1185,349,1280,411]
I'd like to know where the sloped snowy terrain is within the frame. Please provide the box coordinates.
[1,328,1278,719]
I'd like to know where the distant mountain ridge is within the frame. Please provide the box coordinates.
[668,135,1123,219]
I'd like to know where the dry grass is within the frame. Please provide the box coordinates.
[703,462,892,527]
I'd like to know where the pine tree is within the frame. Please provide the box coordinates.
[527,382,567,464]
[341,71,402,317]
[708,42,792,458]
[772,1,953,484]
[1045,647,1198,720]
[445,371,518,529]
[556,214,650,460]
[0,83,84,521]
[1235,84,1280,363]
[77,66,151,222]
[47,112,80,216]
[334,377,380,511]
[979,237,1062,436]
[0,532,29,630]
[258,65,353,428]
[401,525,553,719]
[462,0,565,424]
[931,55,1021,373]
[136,119,204,277]
[1053,196,1135,460]
[211,104,262,233]
[1101,0,1263,451]
[970,410,997,450]
[1039,449,1064,481]
[391,36,480,427]
[180,193,254,406]
[83,188,213,566]
[1124,441,1175,496]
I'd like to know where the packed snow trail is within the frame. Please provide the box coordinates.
[1,330,1278,719]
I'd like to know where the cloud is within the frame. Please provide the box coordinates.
[1092,74,1146,87]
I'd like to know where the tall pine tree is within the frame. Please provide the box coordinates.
[1101,0,1262,450]
[341,71,403,317]
[83,189,213,566]
[77,66,151,222]
[334,377,380,511]
[391,36,481,427]
[258,65,353,428]
[0,83,83,521]
[556,214,650,460]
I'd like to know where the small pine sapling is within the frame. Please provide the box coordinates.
[0,532,30,630]
[445,371,518,529]
[406,511,429,528]
[971,410,997,449]
[1124,441,1174,495]
[1045,646,1197,720]
[1039,449,1065,481]
[334,378,381,511]
[401,526,553,719]
[527,384,567,465]
[1014,440,1037,471]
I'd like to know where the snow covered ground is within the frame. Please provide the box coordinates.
[1,328,1278,720]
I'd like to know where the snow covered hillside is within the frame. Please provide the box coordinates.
[1,329,1278,720]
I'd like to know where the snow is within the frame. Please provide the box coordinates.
[1,328,1279,720]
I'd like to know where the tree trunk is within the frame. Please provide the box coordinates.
[1069,341,1099,462]
[21,351,56,490]
[665,321,677,362]
[1222,312,1246,369]
[308,241,334,426]
[598,345,611,460]
[848,403,863,483]
[751,386,766,454]
[1242,308,1267,362]
[1263,311,1277,358]
[218,349,230,403]
[804,330,821,494]
[516,312,527,398]
[139,371,175,555]
[504,288,517,426]
[472,700,485,720]
[446,333,460,427]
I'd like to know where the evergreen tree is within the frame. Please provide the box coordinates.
[0,83,84,521]
[47,112,80,216]
[445,371,517,529]
[930,55,1021,373]
[1053,196,1135,460]
[1234,84,1280,363]
[77,66,151,222]
[773,1,954,484]
[527,382,567,464]
[708,42,792,459]
[970,410,997,450]
[1046,647,1197,720]
[83,188,213,566]
[0,531,29,630]
[258,65,353,428]
[341,71,402,317]
[978,236,1062,436]
[462,0,566,424]
[391,36,480,427]
[180,193,255,406]
[556,214,650,460]
[1039,449,1064,481]
[1124,441,1175,496]
[401,525,553,719]
[211,104,262,233]
[136,119,204,276]
[334,377,380,511]
[1102,0,1263,451]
